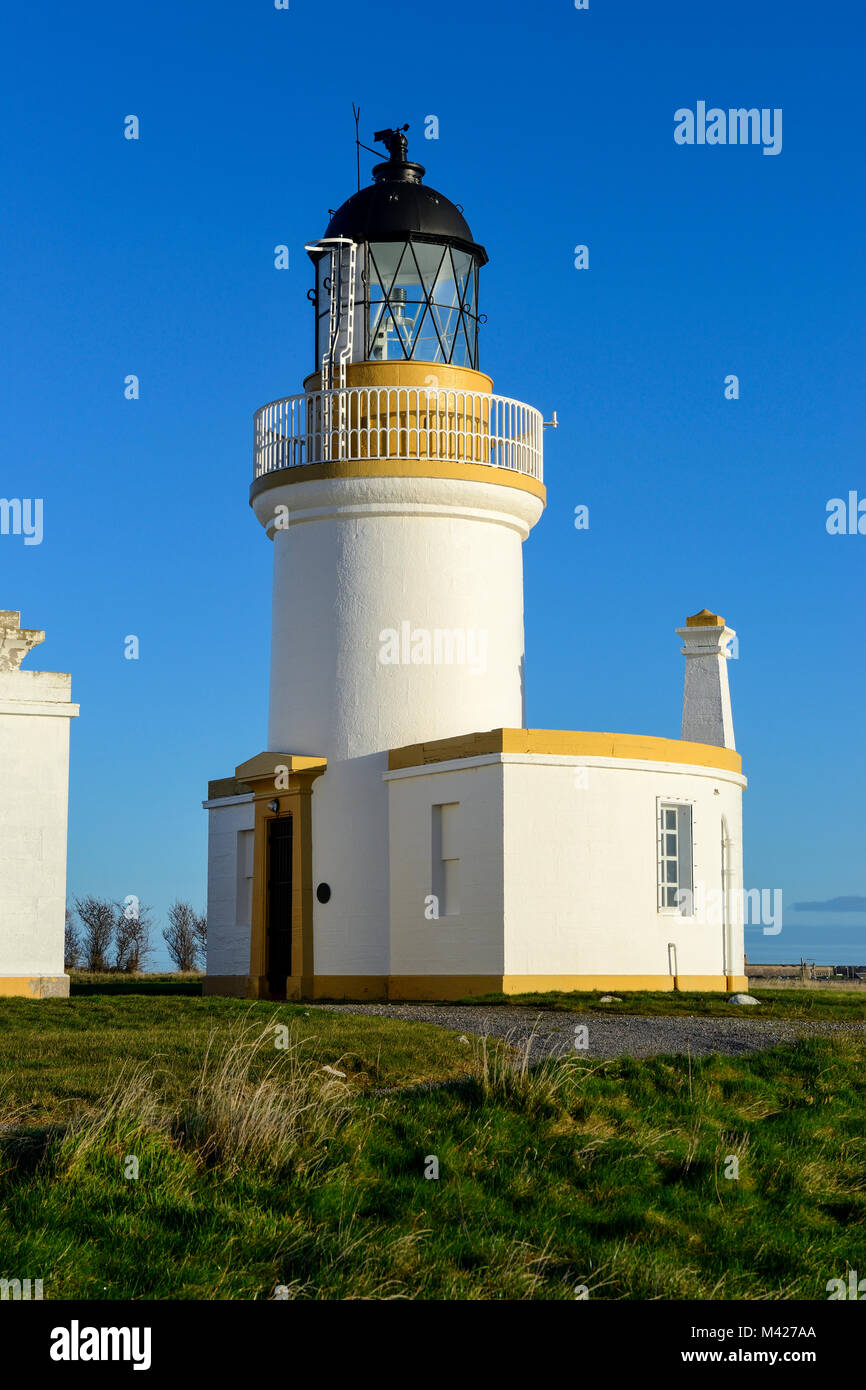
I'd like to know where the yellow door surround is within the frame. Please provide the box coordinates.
[206,752,326,1002]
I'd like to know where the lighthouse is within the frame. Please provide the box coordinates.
[256,126,543,761]
[204,127,748,1002]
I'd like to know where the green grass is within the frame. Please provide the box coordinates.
[0,997,477,1125]
[0,999,864,1299]
[454,987,866,1020]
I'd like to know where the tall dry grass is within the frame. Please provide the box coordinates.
[54,1018,359,1179]
[471,1025,595,1114]
[175,1021,355,1174]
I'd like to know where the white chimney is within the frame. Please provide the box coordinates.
[676,609,736,750]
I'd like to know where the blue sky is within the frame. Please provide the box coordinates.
[1,0,863,967]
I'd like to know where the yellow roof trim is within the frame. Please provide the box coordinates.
[234,751,327,782]
[251,457,546,504]
[388,728,741,774]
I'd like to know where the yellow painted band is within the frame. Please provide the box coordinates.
[504,976,745,994]
[310,976,390,1000]
[251,457,546,505]
[203,974,744,1001]
[303,361,494,394]
[726,976,750,991]
[202,975,254,999]
[0,976,69,998]
[388,728,742,775]
[503,975,676,994]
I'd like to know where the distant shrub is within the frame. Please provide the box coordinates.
[73,895,115,972]
[163,901,207,972]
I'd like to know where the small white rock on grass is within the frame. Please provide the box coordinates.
[728,993,760,1005]
[599,995,623,1004]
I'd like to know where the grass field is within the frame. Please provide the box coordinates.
[0,997,475,1123]
[1,996,864,1300]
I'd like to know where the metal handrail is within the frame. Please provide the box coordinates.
[253,386,543,483]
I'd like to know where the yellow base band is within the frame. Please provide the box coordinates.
[0,975,70,998]
[203,974,747,1001]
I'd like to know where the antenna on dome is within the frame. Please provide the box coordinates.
[352,102,361,192]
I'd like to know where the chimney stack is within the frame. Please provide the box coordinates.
[676,609,736,749]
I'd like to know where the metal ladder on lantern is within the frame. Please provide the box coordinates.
[317,237,356,460]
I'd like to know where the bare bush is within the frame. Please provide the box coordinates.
[64,908,81,971]
[113,902,154,973]
[163,901,201,972]
[192,908,207,966]
[74,895,115,972]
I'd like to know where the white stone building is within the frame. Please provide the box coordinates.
[204,129,747,1000]
[0,611,77,996]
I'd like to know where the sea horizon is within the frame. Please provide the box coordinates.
[745,920,866,967]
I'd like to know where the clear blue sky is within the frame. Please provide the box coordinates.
[2,0,863,967]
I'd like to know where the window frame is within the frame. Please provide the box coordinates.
[362,241,480,366]
[432,801,461,918]
[311,240,481,370]
[657,799,695,916]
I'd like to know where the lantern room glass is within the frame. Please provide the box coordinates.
[365,241,479,367]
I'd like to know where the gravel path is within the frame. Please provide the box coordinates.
[308,1002,865,1062]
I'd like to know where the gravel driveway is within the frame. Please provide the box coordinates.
[308,1002,865,1062]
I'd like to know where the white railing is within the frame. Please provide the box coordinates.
[253,387,543,483]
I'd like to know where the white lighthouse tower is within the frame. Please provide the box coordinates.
[205,128,748,1001]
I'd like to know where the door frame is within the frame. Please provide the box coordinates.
[235,754,326,1000]
[265,813,294,998]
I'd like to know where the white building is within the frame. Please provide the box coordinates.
[204,129,747,1000]
[0,611,78,997]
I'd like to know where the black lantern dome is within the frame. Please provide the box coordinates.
[308,127,487,370]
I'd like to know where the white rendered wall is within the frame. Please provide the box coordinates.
[204,795,255,977]
[311,754,392,975]
[384,754,745,982]
[502,756,745,979]
[0,670,77,979]
[252,474,543,760]
[386,760,505,976]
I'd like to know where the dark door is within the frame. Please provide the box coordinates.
[266,816,293,997]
